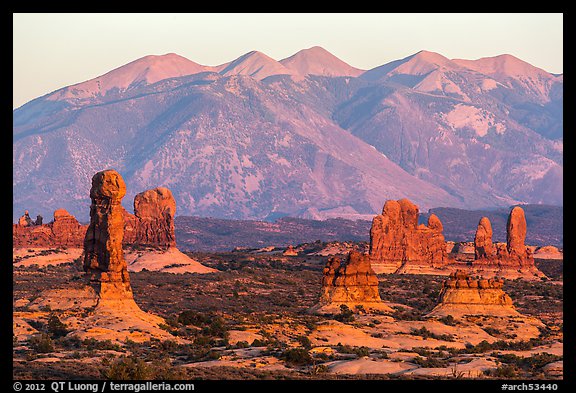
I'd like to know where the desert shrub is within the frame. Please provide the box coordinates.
[29,333,54,353]
[497,353,562,372]
[439,315,457,326]
[483,327,502,336]
[391,307,423,321]
[296,335,312,350]
[101,356,185,380]
[280,348,313,366]
[47,314,70,338]
[412,356,449,368]
[409,327,455,342]
[233,340,250,349]
[177,310,211,327]
[79,338,122,351]
[487,364,519,378]
[101,356,153,380]
[251,338,268,347]
[335,344,370,357]
[334,304,355,323]
[203,316,229,340]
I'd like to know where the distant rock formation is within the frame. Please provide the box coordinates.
[427,270,519,317]
[18,210,33,226]
[472,206,545,279]
[14,187,177,250]
[123,187,177,248]
[283,245,298,256]
[474,217,495,259]
[311,251,392,313]
[369,199,448,274]
[13,209,87,248]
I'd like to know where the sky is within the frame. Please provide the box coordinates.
[13,13,563,109]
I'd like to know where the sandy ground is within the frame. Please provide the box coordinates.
[13,248,83,267]
[125,247,216,274]
[13,247,216,274]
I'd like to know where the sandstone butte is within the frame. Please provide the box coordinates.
[28,169,174,342]
[426,270,520,318]
[471,206,545,279]
[369,198,449,274]
[13,208,86,247]
[311,250,392,314]
[123,187,176,248]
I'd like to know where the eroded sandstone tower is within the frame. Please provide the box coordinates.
[472,206,544,278]
[83,169,133,300]
[369,198,448,274]
[311,251,392,313]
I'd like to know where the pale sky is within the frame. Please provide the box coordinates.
[13,13,563,109]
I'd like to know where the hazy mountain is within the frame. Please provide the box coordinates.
[13,47,562,222]
[280,46,364,77]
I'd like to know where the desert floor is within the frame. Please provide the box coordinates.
[12,248,563,380]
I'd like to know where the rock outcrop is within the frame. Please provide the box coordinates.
[369,199,448,274]
[18,210,33,226]
[123,187,177,248]
[83,169,133,300]
[471,206,545,279]
[474,217,495,259]
[427,270,519,317]
[283,245,298,256]
[311,251,392,313]
[13,209,87,248]
[26,170,175,343]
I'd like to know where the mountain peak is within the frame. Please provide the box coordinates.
[280,46,364,77]
[47,53,212,102]
[217,50,297,79]
[361,50,458,82]
[452,54,554,78]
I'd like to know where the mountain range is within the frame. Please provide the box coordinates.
[13,46,563,222]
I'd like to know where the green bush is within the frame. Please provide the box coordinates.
[47,314,70,338]
[439,315,457,326]
[280,348,314,366]
[29,333,54,353]
[297,335,312,350]
[334,305,354,323]
[100,356,185,380]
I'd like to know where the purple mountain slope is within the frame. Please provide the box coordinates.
[13,48,562,222]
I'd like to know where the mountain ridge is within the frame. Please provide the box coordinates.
[13,47,562,222]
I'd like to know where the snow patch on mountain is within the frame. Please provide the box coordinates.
[441,104,506,137]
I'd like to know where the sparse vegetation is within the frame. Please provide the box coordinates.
[13,250,563,380]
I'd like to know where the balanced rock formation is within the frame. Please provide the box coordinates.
[283,245,298,256]
[28,169,175,343]
[427,270,519,317]
[369,199,448,274]
[83,169,133,300]
[472,206,544,279]
[311,251,392,313]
